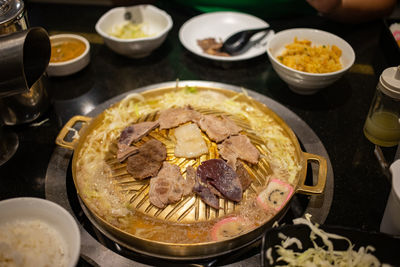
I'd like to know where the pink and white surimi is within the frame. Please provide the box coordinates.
[256,178,294,212]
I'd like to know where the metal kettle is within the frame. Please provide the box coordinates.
[0,0,28,35]
[0,0,50,167]
[0,0,50,125]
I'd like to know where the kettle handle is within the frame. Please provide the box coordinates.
[55,115,91,150]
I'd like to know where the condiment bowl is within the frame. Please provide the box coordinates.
[47,33,90,77]
[266,28,355,95]
[95,5,173,58]
[0,197,80,267]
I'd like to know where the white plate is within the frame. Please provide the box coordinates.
[179,11,274,61]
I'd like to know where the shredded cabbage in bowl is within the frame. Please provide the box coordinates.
[109,21,150,39]
[266,214,393,267]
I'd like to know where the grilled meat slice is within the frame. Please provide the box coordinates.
[118,121,159,148]
[197,38,230,57]
[197,159,243,202]
[183,166,197,196]
[158,106,202,130]
[218,134,260,169]
[126,139,166,179]
[197,115,241,143]
[236,161,253,191]
[174,123,208,158]
[117,144,139,162]
[117,121,159,162]
[149,162,188,209]
[193,177,220,209]
[118,125,135,148]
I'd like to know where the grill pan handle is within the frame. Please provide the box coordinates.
[296,152,327,195]
[55,115,92,150]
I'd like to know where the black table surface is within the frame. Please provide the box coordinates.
[1,0,398,239]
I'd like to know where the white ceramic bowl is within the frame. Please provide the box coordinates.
[266,28,355,95]
[0,197,80,267]
[95,5,173,58]
[47,34,90,77]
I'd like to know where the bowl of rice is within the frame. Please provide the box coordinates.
[0,197,80,267]
[266,28,355,95]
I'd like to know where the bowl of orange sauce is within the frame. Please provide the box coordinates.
[47,34,90,76]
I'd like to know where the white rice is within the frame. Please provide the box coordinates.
[0,219,69,267]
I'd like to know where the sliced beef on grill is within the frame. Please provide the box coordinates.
[118,121,160,148]
[197,159,243,202]
[117,145,139,162]
[193,176,220,209]
[196,115,241,143]
[149,162,187,209]
[218,134,260,169]
[236,161,253,191]
[149,178,168,209]
[126,139,166,179]
[118,125,135,147]
[117,121,159,162]
[187,165,222,198]
[183,166,197,196]
[158,106,202,130]
[207,184,223,198]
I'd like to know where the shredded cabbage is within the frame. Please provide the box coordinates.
[109,21,150,39]
[270,214,388,267]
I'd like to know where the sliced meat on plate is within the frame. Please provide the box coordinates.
[197,159,243,202]
[218,134,260,169]
[197,115,241,143]
[197,38,230,57]
[174,123,208,158]
[126,139,166,179]
[117,121,159,162]
[149,162,188,209]
[158,106,202,130]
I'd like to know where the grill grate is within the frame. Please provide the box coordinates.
[105,108,273,223]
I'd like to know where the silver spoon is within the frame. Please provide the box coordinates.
[221,27,270,55]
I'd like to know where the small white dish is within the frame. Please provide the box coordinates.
[47,34,90,77]
[179,11,274,61]
[0,197,80,267]
[266,28,355,95]
[95,5,173,58]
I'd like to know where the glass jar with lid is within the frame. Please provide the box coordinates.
[363,66,400,147]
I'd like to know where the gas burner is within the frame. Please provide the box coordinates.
[45,82,334,266]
